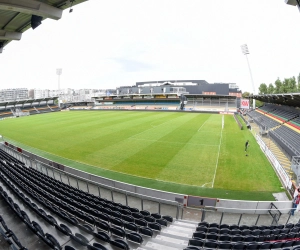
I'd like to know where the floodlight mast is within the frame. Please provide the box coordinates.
[56,68,62,91]
[241,44,256,109]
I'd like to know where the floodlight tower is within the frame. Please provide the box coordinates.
[241,44,256,109]
[56,68,62,91]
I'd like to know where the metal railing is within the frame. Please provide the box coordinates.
[1,142,297,226]
[1,144,181,219]
[181,205,299,226]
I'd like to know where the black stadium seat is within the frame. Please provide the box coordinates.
[92,242,108,250]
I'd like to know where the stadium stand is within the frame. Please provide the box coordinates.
[0,110,13,118]
[0,98,60,119]
[0,148,200,250]
[270,125,300,158]
[186,221,300,249]
[248,103,300,160]
[247,110,281,130]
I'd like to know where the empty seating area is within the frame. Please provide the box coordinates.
[259,105,276,113]
[248,104,300,158]
[0,110,13,118]
[258,104,299,122]
[185,221,300,250]
[0,98,61,118]
[288,116,300,130]
[0,213,28,250]
[270,125,300,158]
[22,105,61,114]
[247,110,281,129]
[0,148,184,250]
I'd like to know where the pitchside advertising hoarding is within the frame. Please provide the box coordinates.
[241,99,250,109]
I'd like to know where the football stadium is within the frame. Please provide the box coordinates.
[1,1,300,250]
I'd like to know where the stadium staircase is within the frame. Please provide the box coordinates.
[33,106,40,113]
[48,104,54,111]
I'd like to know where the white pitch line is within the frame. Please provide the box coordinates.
[197,119,209,132]
[211,115,224,188]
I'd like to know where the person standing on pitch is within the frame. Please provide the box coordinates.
[245,140,249,156]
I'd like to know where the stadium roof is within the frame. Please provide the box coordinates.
[253,93,300,107]
[0,97,58,108]
[0,0,88,53]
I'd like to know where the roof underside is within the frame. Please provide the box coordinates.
[0,97,58,108]
[253,93,300,108]
[0,0,88,52]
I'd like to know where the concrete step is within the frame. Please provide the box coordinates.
[173,220,198,228]
[160,229,192,240]
[142,241,184,250]
[150,235,188,249]
[167,225,195,233]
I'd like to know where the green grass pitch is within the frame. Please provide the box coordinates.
[0,111,282,200]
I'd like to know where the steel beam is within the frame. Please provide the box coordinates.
[0,30,21,40]
[0,0,63,20]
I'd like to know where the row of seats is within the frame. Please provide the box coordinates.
[187,238,300,249]
[272,126,300,151]
[247,107,300,158]
[292,117,300,126]
[0,110,13,118]
[0,184,61,249]
[0,214,28,250]
[0,157,170,231]
[0,164,136,250]
[270,126,300,157]
[247,111,281,129]
[186,221,300,249]
[0,148,174,249]
[259,104,300,121]
[198,221,300,232]
[0,148,172,222]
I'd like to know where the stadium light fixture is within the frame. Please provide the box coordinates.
[31,15,43,29]
[241,44,256,109]
[56,68,62,90]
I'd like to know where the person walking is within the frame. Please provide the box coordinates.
[245,140,249,156]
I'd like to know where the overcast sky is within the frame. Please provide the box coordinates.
[1,0,300,93]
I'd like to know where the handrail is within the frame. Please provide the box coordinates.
[1,143,181,219]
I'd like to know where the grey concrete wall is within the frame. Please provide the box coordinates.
[217,199,292,214]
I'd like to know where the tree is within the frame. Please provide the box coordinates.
[268,83,275,94]
[258,83,268,94]
[242,91,250,98]
[255,100,263,107]
[274,78,282,94]
[287,77,297,92]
